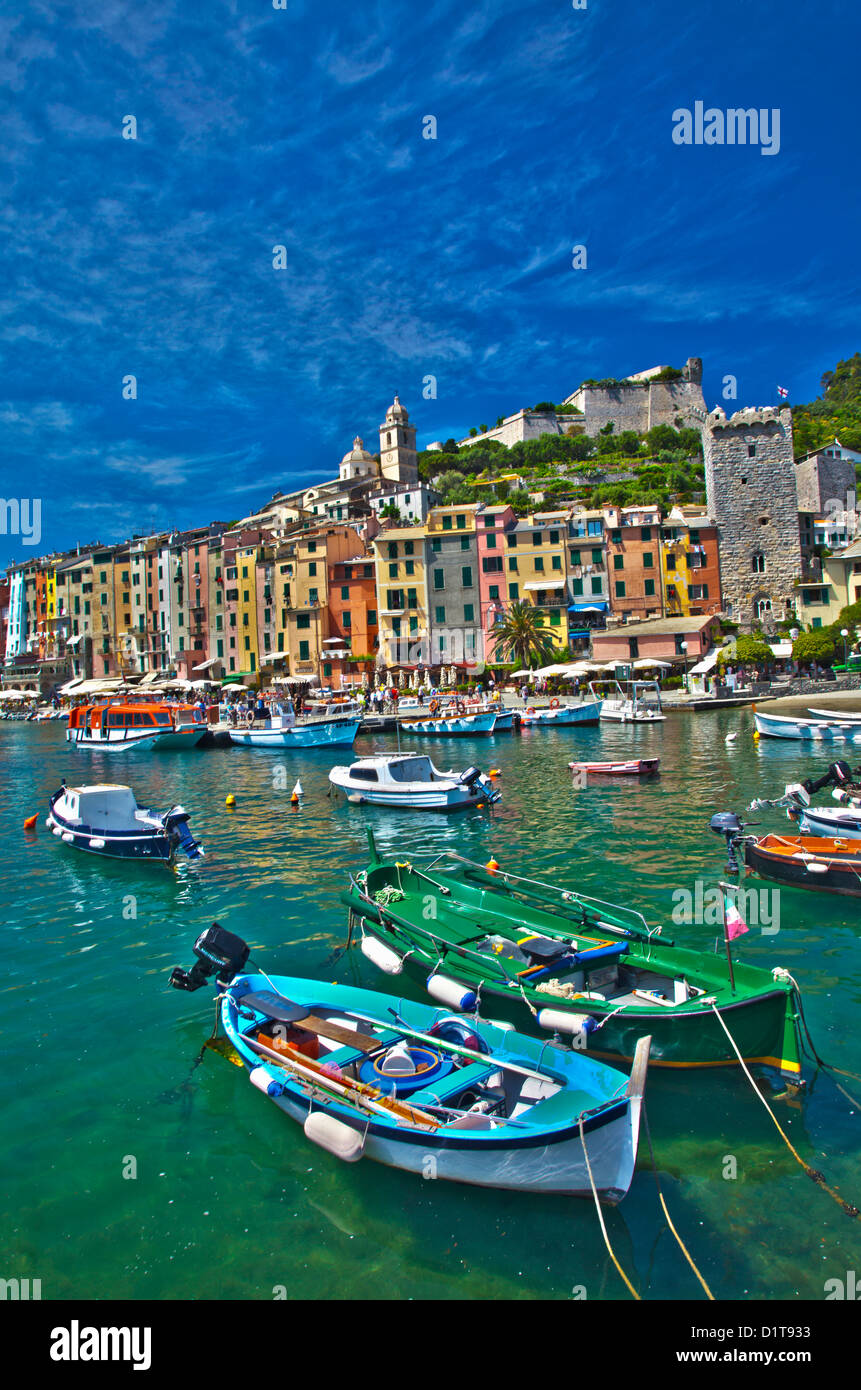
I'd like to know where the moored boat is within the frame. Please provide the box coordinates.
[169,924,651,1200]
[66,701,207,750]
[46,782,203,861]
[569,758,660,777]
[399,709,498,736]
[521,699,602,727]
[228,700,360,748]
[591,680,666,724]
[344,833,803,1084]
[753,708,861,742]
[742,833,861,897]
[329,752,501,811]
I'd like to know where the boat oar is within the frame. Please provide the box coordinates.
[245,1034,439,1130]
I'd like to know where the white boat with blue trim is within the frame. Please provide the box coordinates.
[328,752,501,811]
[228,700,360,748]
[169,925,651,1199]
[46,783,203,862]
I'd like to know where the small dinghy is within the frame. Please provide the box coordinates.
[713,809,861,897]
[569,758,660,777]
[170,924,651,1200]
[329,752,501,811]
[46,783,203,862]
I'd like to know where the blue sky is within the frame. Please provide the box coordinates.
[1,0,859,559]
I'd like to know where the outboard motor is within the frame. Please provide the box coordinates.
[458,766,481,787]
[710,811,745,873]
[164,806,204,859]
[802,760,855,796]
[170,923,249,992]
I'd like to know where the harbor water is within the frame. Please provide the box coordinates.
[2,712,860,1301]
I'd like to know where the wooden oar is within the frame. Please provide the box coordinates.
[246,1034,439,1131]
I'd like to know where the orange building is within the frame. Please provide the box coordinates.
[326,555,378,688]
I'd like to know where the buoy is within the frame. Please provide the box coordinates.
[23,814,38,830]
[488,769,501,778]
[485,857,500,873]
[291,779,302,805]
[225,793,236,808]
[752,730,760,742]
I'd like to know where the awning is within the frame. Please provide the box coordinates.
[59,677,85,695]
[65,633,84,647]
[568,602,608,613]
[689,647,720,676]
[523,580,566,591]
[192,658,219,671]
[770,642,793,659]
[139,671,164,684]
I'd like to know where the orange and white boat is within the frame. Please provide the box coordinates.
[66,701,207,751]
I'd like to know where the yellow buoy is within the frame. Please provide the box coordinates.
[486,857,500,873]
[225,793,236,808]
[752,730,760,741]
[488,769,501,778]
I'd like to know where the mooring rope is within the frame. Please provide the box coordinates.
[641,1104,714,1300]
[578,1114,640,1300]
[773,970,861,1107]
[710,1004,859,1220]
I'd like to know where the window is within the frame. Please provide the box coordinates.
[297,613,310,629]
[550,611,561,626]
[643,552,653,568]
[485,533,497,548]
[587,520,602,537]
[343,612,351,628]
[591,577,603,595]
[615,580,626,598]
[752,553,766,574]
[368,609,377,625]
[405,560,415,576]
[532,531,541,547]
[442,516,452,531]
[432,539,442,552]
[307,541,317,553]
[482,556,503,573]
[551,555,562,571]
[404,540,414,556]
[508,583,519,600]
[644,578,655,596]
[591,550,603,566]
[572,578,584,596]
[308,588,318,605]
[570,549,581,566]
[464,603,474,622]
[489,585,499,600]
[689,584,709,600]
[433,568,444,589]
[509,557,518,572]
[611,529,622,543]
[506,533,518,548]
[748,445,756,457]
[629,638,640,658]
[456,514,466,529]
[461,536,470,551]
[462,566,473,587]
[613,554,624,570]
[435,606,446,623]
[299,640,310,661]
[641,527,652,541]
[388,542,397,559]
[407,588,418,608]
[388,562,398,579]
[667,555,676,570]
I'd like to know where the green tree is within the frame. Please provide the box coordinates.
[793,631,836,666]
[490,601,557,668]
[718,636,773,666]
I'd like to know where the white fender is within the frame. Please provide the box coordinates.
[536,1008,592,1041]
[361,934,403,975]
[304,1111,364,1162]
[88,838,106,850]
[426,974,476,1012]
[249,1066,284,1097]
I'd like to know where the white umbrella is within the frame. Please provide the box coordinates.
[511,670,534,680]
[632,658,672,670]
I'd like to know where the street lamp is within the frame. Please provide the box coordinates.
[680,641,689,693]
[841,628,849,669]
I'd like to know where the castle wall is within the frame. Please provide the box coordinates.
[564,358,706,437]
[457,410,561,450]
[702,406,801,631]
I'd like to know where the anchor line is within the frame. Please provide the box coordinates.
[641,1104,714,1301]
[787,978,861,1109]
[709,1004,860,1221]
[578,1115,640,1300]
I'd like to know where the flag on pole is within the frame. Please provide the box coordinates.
[724,891,749,939]
[777,385,789,399]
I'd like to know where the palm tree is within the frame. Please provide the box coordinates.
[491,601,557,669]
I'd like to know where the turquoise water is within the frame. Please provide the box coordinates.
[2,714,860,1301]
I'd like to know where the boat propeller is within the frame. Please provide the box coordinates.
[170,923,250,992]
[709,811,748,873]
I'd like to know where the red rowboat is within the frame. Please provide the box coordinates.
[569,758,660,777]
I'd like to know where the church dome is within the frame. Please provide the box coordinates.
[341,435,375,467]
[385,395,409,424]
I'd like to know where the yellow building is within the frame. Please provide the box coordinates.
[235,543,262,677]
[372,524,430,667]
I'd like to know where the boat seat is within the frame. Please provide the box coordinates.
[238,991,389,1054]
[409,1061,497,1106]
[322,1030,403,1069]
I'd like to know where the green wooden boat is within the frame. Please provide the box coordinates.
[343,832,804,1085]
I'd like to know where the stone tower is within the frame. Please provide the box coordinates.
[702,406,801,632]
[379,395,418,484]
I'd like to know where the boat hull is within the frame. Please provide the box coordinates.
[521,701,602,727]
[229,717,360,748]
[745,836,861,897]
[221,975,643,1198]
[46,809,174,861]
[799,807,861,839]
[65,725,204,751]
[753,711,861,742]
[399,712,497,736]
[569,758,660,776]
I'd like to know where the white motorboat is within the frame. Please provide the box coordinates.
[228,700,360,749]
[46,783,203,861]
[328,753,501,811]
[590,680,666,723]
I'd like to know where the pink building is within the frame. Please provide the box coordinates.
[476,505,515,663]
[590,614,720,665]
